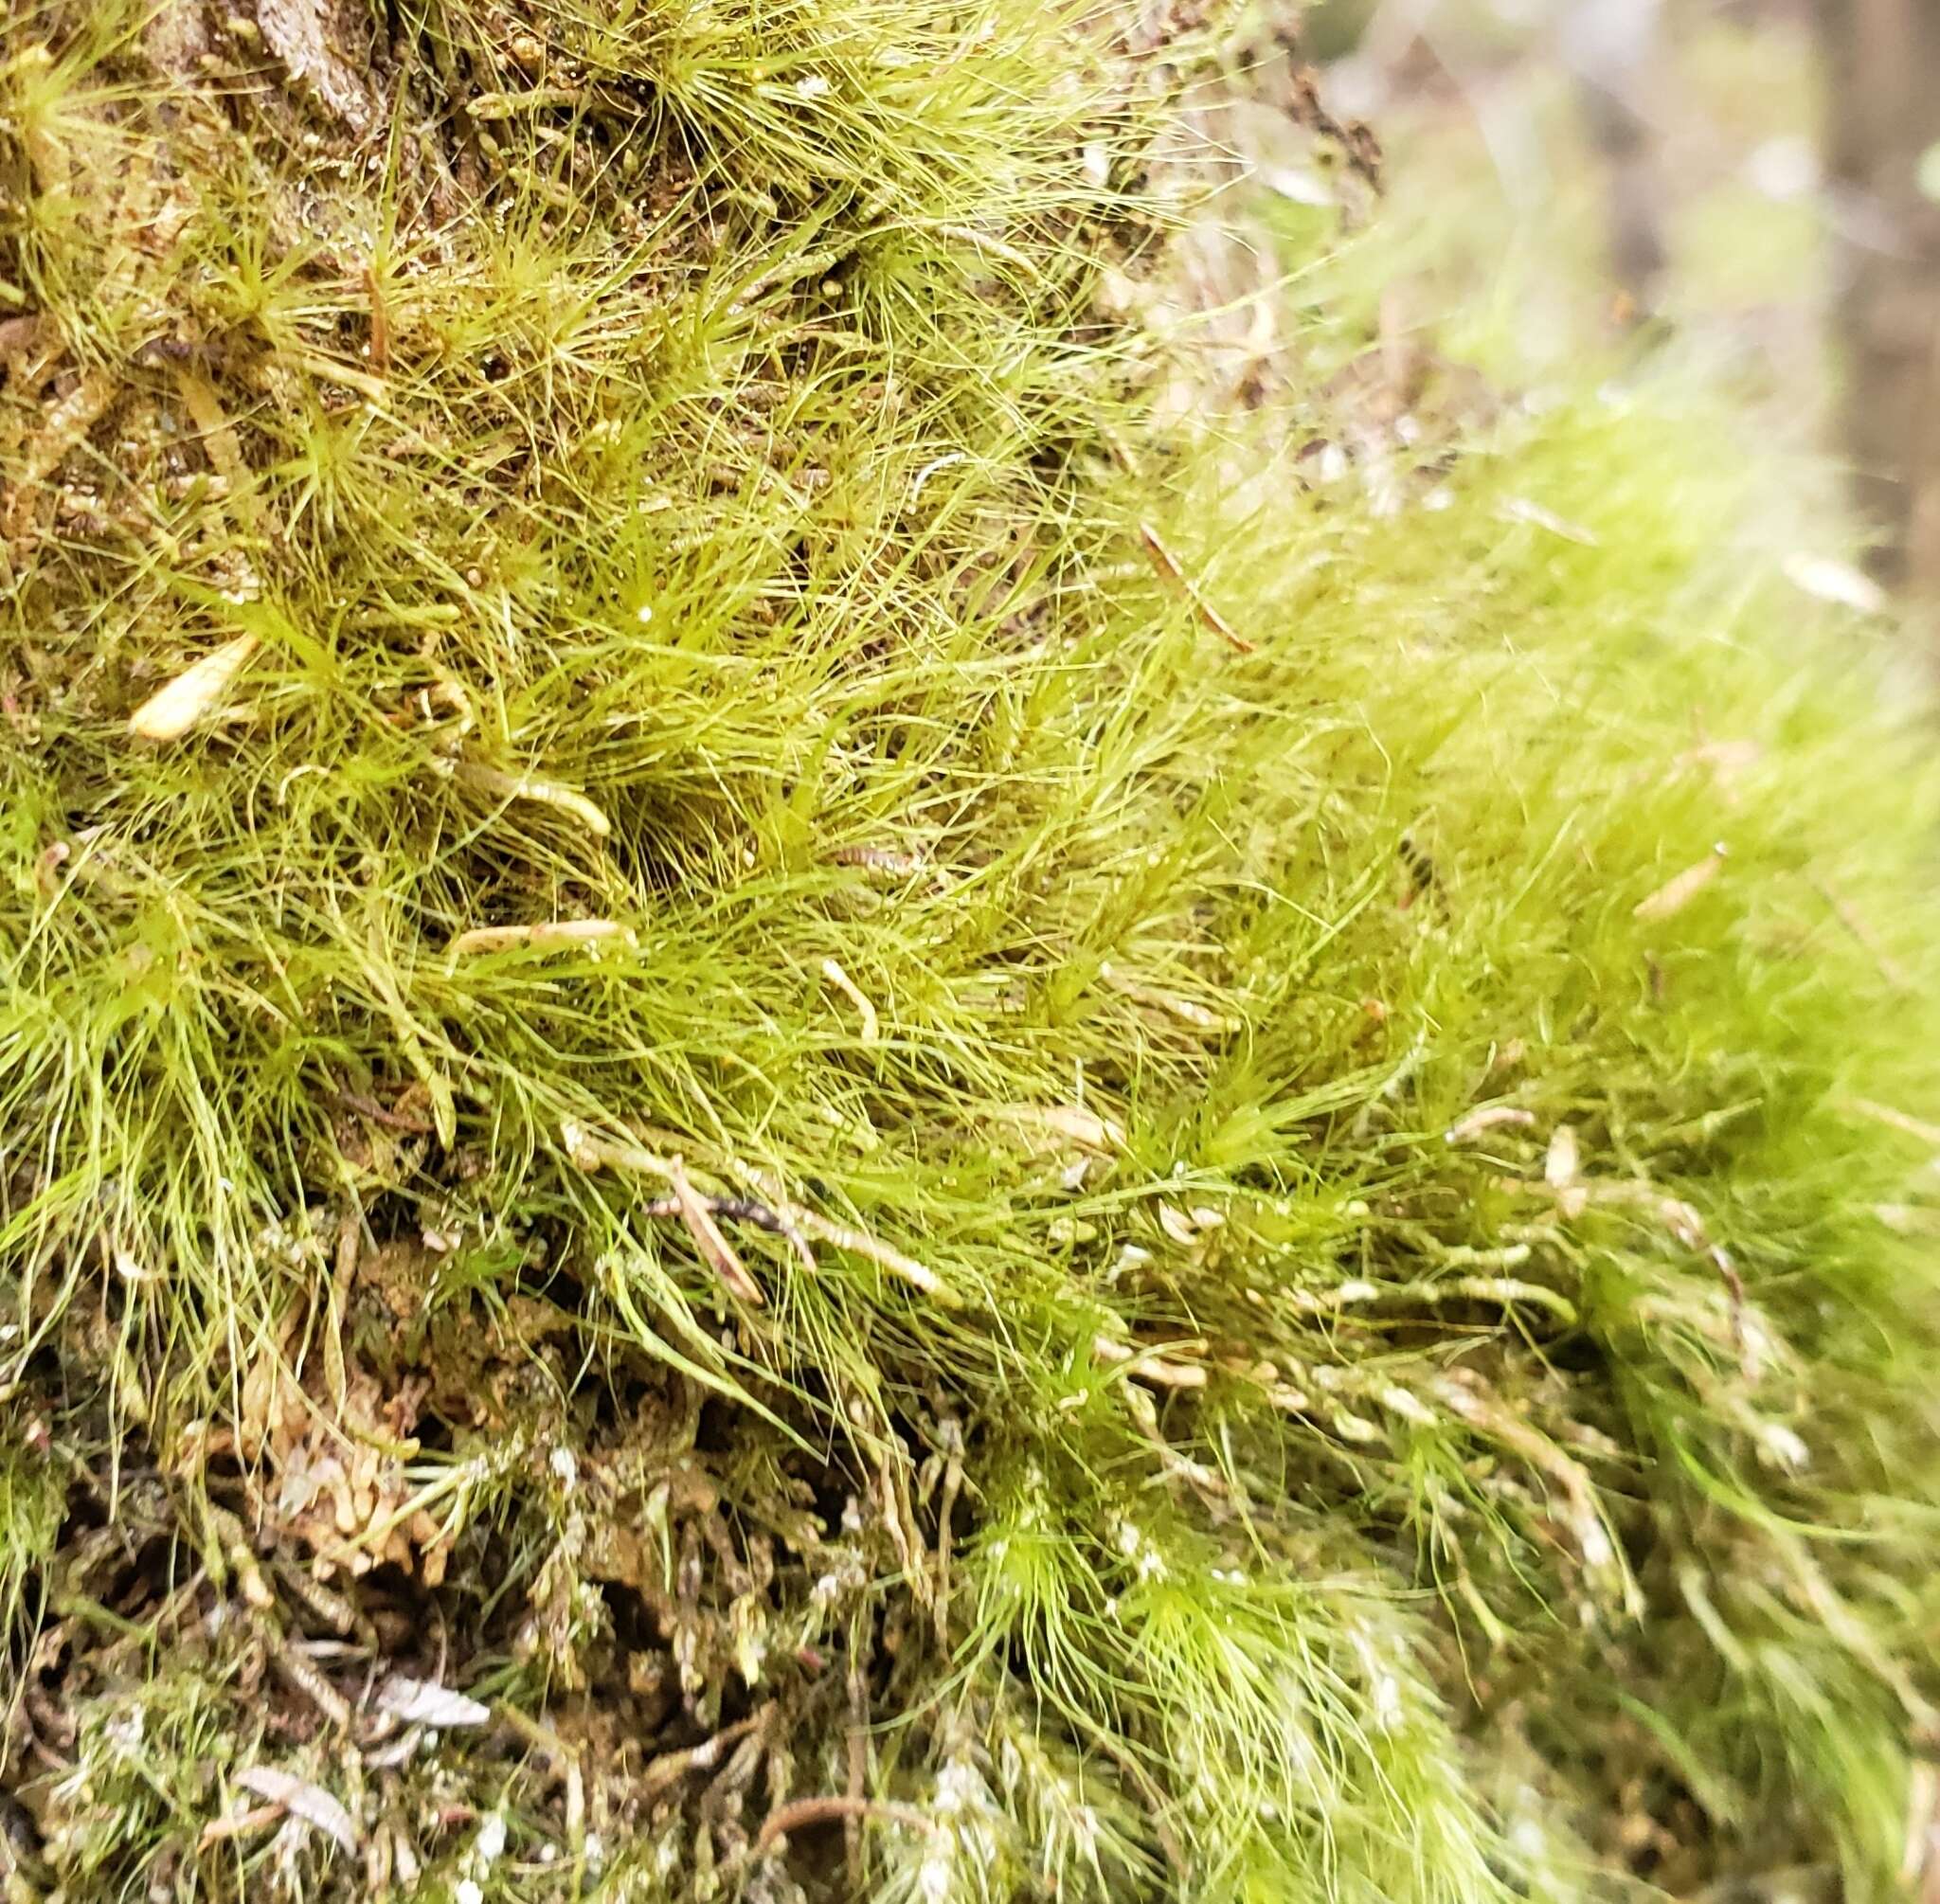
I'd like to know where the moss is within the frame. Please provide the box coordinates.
[2,2,1938,1899]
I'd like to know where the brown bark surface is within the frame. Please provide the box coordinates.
[1814,0,1940,598]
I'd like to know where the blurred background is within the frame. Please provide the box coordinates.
[1291,0,1940,615]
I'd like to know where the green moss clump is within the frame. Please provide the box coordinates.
[3,2,1938,1899]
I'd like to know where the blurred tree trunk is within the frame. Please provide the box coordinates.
[1561,0,1666,322]
[1813,0,1940,599]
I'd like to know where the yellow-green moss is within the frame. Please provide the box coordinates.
[3,3,1938,1900]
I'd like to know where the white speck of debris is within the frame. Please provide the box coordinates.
[1379,1385,1437,1427]
[456,1882,484,1904]
[549,1445,579,1490]
[1746,135,1818,201]
[795,73,830,99]
[1258,164,1334,207]
[1578,1517,1615,1570]
[1784,552,1886,616]
[910,450,966,500]
[1373,1671,1404,1730]
[1082,142,1110,188]
[475,1811,508,1866]
[636,602,654,623]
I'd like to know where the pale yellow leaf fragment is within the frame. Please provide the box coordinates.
[1633,846,1725,922]
[458,762,611,838]
[819,956,880,1044]
[128,634,260,741]
[999,1104,1125,1155]
[1445,1105,1536,1145]
[450,919,633,958]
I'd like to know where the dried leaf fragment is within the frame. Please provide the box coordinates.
[820,956,880,1043]
[458,762,610,838]
[234,1767,359,1854]
[449,919,634,957]
[999,1104,1126,1155]
[1634,845,1725,922]
[375,1675,491,1729]
[1446,1105,1536,1144]
[128,634,260,742]
[670,1156,766,1305]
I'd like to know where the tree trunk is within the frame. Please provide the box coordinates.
[1814,0,1940,600]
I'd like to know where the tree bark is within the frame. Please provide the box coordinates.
[1814,0,1940,600]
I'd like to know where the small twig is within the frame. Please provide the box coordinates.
[755,1795,935,1856]
[324,1200,359,1418]
[325,1085,432,1135]
[845,1626,871,1888]
[1138,522,1254,654]
[787,1208,943,1299]
[365,265,389,375]
[565,1122,943,1297]
[641,1194,816,1271]
[669,1154,766,1304]
[495,1701,581,1779]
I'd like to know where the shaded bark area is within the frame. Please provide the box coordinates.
[1814,0,1940,598]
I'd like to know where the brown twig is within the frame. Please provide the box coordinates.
[641,1194,816,1271]
[1138,523,1254,654]
[755,1795,935,1856]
